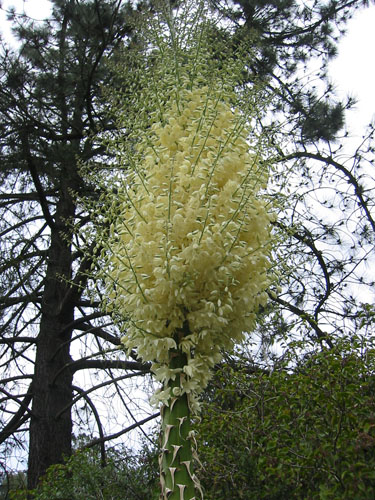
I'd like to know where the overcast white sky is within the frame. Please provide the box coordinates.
[329,5,375,136]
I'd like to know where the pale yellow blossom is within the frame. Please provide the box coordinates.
[104,84,274,411]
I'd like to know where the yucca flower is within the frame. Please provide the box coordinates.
[106,84,272,405]
[95,3,275,498]
[101,82,273,499]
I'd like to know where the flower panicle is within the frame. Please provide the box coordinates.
[103,83,275,410]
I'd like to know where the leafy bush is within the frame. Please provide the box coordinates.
[195,336,375,499]
[10,444,159,500]
[0,471,27,500]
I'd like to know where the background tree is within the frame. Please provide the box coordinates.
[206,0,375,350]
[0,0,155,489]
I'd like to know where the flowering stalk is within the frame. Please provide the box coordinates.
[102,83,273,498]
[159,323,197,499]
[95,4,275,498]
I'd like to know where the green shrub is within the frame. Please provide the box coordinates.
[10,444,159,500]
[195,336,375,499]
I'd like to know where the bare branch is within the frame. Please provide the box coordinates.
[72,385,106,466]
[71,359,151,374]
[0,384,33,446]
[83,412,160,449]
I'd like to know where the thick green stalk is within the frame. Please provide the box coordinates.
[159,346,196,499]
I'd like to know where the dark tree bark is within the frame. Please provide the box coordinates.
[27,172,77,487]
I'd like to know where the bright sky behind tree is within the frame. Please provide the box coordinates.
[328,4,375,136]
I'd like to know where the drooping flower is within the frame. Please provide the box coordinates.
[103,83,274,408]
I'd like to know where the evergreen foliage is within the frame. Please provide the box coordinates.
[195,335,375,499]
[0,0,153,489]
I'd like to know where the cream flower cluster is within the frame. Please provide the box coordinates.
[105,85,273,409]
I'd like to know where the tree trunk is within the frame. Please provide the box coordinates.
[27,185,76,490]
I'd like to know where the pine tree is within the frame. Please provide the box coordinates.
[0,0,151,489]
